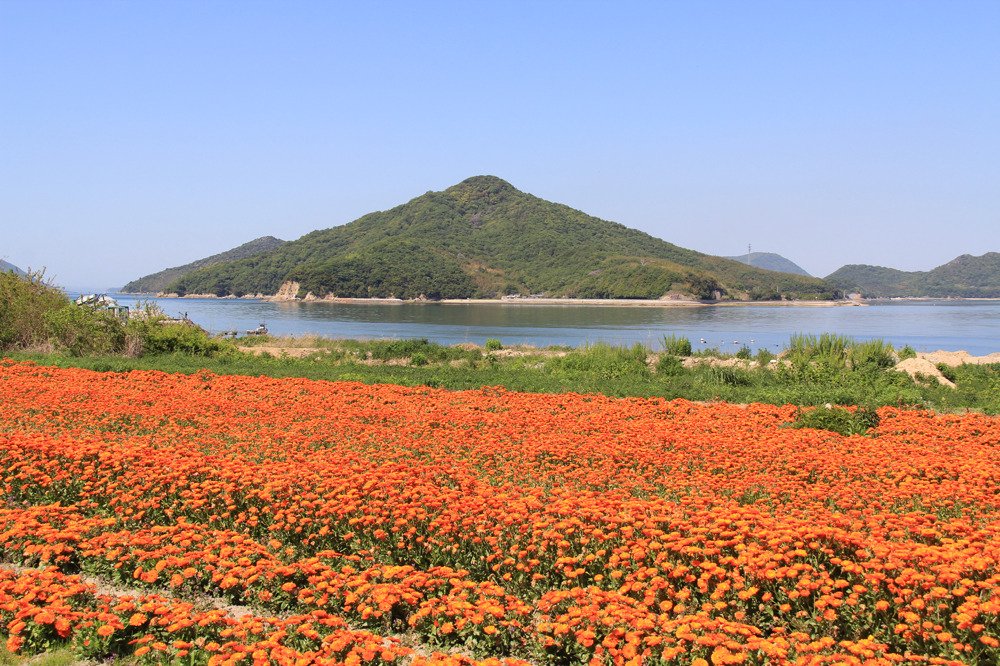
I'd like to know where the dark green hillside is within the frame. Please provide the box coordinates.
[166,177,837,300]
[827,252,1000,297]
[825,264,921,297]
[920,253,1000,297]
[122,236,286,293]
[723,252,811,277]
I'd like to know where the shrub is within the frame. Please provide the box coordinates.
[44,305,125,356]
[898,345,917,360]
[484,338,503,352]
[553,343,649,379]
[788,405,880,436]
[712,366,754,386]
[787,333,852,368]
[410,352,429,366]
[656,353,684,376]
[937,363,958,383]
[137,322,228,356]
[735,345,752,360]
[756,348,775,365]
[848,339,897,371]
[0,270,71,350]
[661,334,692,357]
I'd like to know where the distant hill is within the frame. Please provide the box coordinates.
[156,176,837,301]
[722,252,811,277]
[826,252,1000,297]
[0,259,25,276]
[122,236,286,293]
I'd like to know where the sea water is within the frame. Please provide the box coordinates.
[97,295,1000,355]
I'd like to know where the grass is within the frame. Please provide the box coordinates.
[0,638,148,665]
[0,644,80,666]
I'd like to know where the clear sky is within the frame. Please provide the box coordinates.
[2,1,998,290]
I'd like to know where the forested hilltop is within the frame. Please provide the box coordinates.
[826,252,1000,297]
[160,176,837,300]
[122,236,286,293]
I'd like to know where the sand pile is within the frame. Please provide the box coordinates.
[894,357,956,388]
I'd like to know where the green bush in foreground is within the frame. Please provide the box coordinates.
[44,305,125,356]
[656,353,684,376]
[0,270,70,351]
[0,271,236,359]
[788,405,880,436]
[550,343,649,379]
[661,334,692,357]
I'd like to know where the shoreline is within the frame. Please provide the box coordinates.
[142,294,1000,307]
[131,292,1000,306]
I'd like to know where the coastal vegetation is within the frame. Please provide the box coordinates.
[128,176,838,301]
[0,270,230,359]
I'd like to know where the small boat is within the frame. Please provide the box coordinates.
[245,323,269,336]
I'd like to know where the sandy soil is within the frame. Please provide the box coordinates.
[890,351,1000,388]
[918,350,1000,366]
[894,357,957,387]
[238,345,331,358]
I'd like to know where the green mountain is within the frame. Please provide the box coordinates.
[826,253,1000,297]
[722,252,811,277]
[163,176,837,301]
[0,259,25,276]
[122,236,286,293]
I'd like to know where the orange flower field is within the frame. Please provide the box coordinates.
[0,360,997,665]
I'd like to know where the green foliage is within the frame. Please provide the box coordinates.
[355,338,478,364]
[787,333,853,368]
[159,176,838,300]
[661,334,692,357]
[43,305,125,356]
[711,365,754,386]
[550,343,649,379]
[924,363,1000,415]
[898,345,917,360]
[135,322,229,356]
[735,345,752,360]
[288,240,476,300]
[848,339,897,371]
[656,353,684,376]
[936,363,958,383]
[0,270,71,350]
[756,348,775,365]
[484,338,503,351]
[788,405,880,436]
[0,645,78,666]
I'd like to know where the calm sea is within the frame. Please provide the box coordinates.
[90,294,1000,355]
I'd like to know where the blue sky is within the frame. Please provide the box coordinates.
[2,1,998,290]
